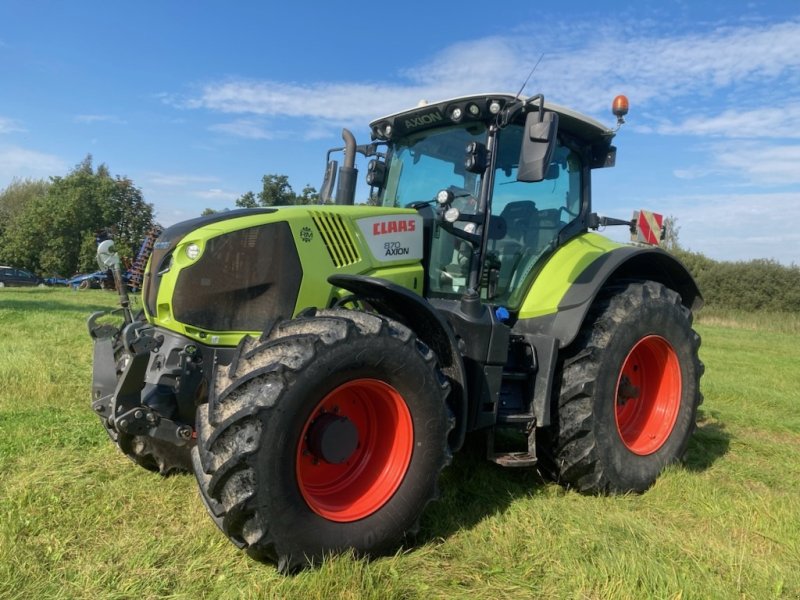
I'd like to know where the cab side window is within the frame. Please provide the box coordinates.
[487,128,583,304]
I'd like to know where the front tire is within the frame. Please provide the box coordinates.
[193,309,452,571]
[540,280,703,493]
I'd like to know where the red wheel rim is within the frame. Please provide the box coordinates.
[615,335,682,455]
[296,379,413,522]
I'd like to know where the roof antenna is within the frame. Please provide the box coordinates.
[515,53,545,101]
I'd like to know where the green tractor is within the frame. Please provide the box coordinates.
[89,92,703,571]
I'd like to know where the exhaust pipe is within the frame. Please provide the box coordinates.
[335,129,357,205]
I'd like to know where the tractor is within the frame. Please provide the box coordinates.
[88,91,703,571]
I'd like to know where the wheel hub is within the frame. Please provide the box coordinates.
[296,378,414,522]
[615,335,682,455]
[306,413,359,464]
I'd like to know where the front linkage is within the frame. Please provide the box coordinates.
[87,308,208,474]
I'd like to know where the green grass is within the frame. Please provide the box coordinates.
[1,288,798,599]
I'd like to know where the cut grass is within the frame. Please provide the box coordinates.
[1,287,798,599]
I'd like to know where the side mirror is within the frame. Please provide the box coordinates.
[517,110,559,183]
[96,239,120,270]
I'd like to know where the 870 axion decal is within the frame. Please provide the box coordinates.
[357,215,423,263]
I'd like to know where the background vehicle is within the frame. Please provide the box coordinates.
[0,266,43,287]
[88,91,703,571]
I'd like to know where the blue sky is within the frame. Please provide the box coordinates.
[1,1,798,265]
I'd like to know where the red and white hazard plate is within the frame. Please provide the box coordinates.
[632,210,664,246]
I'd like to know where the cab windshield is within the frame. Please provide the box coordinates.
[379,123,487,208]
[380,122,583,308]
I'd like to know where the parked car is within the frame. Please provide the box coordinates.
[0,266,44,287]
[67,270,112,290]
[43,275,70,286]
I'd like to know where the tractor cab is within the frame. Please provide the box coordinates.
[323,94,619,311]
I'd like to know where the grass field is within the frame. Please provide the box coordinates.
[1,288,798,599]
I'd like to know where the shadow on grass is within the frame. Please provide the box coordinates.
[0,298,114,315]
[684,408,731,472]
[416,433,548,544]
[417,409,732,545]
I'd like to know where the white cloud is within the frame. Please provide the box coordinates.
[0,146,66,183]
[606,191,800,265]
[654,104,800,139]
[186,79,424,124]
[146,173,220,187]
[176,19,800,125]
[74,114,127,125]
[713,142,800,185]
[674,141,800,186]
[209,119,274,140]
[0,117,25,134]
[193,188,239,202]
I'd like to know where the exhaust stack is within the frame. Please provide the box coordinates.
[335,129,358,205]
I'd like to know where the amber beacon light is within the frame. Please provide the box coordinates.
[612,95,630,127]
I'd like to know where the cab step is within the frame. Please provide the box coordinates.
[489,451,538,468]
[486,428,537,468]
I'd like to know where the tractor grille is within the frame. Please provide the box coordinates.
[142,208,277,319]
[311,211,361,267]
[171,222,302,332]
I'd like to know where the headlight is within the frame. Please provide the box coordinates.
[185,243,200,260]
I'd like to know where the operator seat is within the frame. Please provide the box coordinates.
[500,201,538,244]
[494,201,538,295]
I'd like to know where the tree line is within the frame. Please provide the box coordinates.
[201,174,320,215]
[1,161,797,313]
[672,249,800,313]
[0,156,156,276]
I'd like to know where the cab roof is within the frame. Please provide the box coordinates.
[370,93,615,146]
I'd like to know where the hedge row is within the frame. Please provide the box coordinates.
[672,249,800,312]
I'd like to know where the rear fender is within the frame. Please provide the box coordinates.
[515,245,702,349]
[513,244,701,428]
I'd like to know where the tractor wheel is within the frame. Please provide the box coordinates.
[192,308,452,571]
[540,280,703,493]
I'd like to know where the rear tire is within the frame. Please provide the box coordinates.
[193,309,452,571]
[540,280,703,493]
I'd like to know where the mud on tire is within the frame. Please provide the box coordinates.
[192,308,453,571]
[539,280,704,493]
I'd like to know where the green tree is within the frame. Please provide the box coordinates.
[235,191,257,208]
[201,207,218,216]
[0,178,50,259]
[257,174,295,206]
[298,184,319,205]
[235,175,322,208]
[662,215,681,252]
[0,155,155,275]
